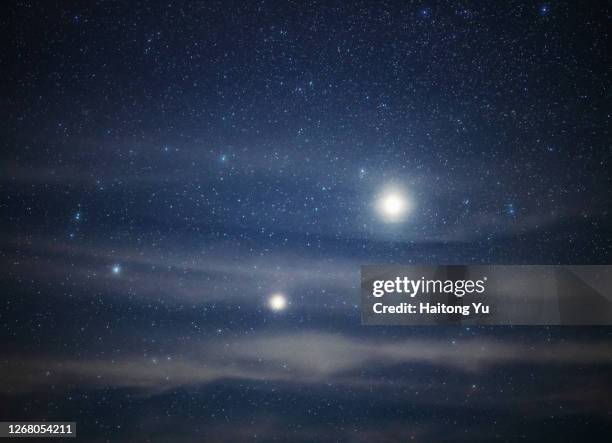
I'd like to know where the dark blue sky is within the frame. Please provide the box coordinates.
[2,1,611,441]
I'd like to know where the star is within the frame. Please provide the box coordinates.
[376,188,412,223]
[111,264,122,275]
[268,293,288,311]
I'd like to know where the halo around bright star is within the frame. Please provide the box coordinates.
[268,293,287,311]
[376,188,412,222]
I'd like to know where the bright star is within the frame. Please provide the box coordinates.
[268,293,287,311]
[377,188,412,222]
[111,264,121,275]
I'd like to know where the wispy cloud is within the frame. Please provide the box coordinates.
[2,237,359,305]
[3,332,610,395]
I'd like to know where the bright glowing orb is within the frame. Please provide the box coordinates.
[268,293,288,311]
[377,189,412,222]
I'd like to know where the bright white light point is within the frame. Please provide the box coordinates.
[382,193,404,216]
[377,189,412,222]
[111,264,121,275]
[268,293,287,311]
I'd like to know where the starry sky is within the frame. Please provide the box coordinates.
[2,1,612,441]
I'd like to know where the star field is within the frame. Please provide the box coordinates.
[2,1,611,442]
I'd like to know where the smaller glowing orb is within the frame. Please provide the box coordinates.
[268,293,287,311]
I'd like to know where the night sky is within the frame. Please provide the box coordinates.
[2,1,612,442]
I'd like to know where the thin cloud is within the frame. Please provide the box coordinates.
[2,332,610,395]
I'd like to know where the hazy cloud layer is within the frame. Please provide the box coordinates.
[3,332,610,395]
